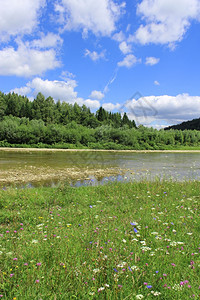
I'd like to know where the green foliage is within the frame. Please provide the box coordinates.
[0,91,200,149]
[165,117,200,130]
[0,181,199,299]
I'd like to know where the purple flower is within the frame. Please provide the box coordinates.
[133,228,138,233]
[113,268,118,272]
[128,266,132,272]
[147,285,152,289]
[89,205,93,208]
[130,222,136,226]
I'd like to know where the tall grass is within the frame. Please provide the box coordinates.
[0,181,199,299]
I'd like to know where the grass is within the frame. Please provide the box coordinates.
[0,181,199,299]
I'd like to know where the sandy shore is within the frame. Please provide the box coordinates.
[0,147,200,153]
[0,165,124,186]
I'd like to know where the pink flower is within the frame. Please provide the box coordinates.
[36,263,41,266]
[10,274,14,277]
[13,258,18,261]
[35,280,39,283]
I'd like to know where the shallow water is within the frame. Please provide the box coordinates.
[0,150,199,187]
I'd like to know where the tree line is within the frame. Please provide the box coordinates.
[0,91,200,149]
[0,91,136,129]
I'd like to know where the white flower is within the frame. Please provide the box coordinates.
[31,239,38,244]
[93,268,100,273]
[136,295,144,299]
[98,287,105,292]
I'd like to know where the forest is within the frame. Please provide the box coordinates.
[0,91,200,150]
[165,117,200,131]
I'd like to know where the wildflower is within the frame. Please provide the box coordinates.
[10,274,14,277]
[98,287,105,292]
[13,258,18,261]
[136,295,144,299]
[35,280,39,283]
[171,263,176,267]
[113,268,118,272]
[134,228,138,233]
[36,263,42,266]
[147,285,152,289]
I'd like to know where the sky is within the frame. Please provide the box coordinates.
[0,0,200,128]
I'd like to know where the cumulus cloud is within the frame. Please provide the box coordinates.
[12,77,101,109]
[102,102,121,111]
[90,90,104,100]
[85,49,106,61]
[83,99,100,109]
[30,33,63,49]
[145,56,160,66]
[132,0,200,46]
[0,43,60,77]
[125,93,200,126]
[112,31,125,42]
[57,0,125,36]
[118,54,141,68]
[119,41,132,54]
[0,0,46,41]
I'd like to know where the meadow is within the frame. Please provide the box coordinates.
[0,181,199,299]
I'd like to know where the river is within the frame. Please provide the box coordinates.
[0,149,199,187]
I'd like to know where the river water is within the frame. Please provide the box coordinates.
[0,150,199,187]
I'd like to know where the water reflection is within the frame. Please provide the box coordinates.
[0,150,200,188]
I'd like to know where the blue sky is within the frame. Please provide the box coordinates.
[0,0,200,128]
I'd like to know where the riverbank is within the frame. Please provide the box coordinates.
[1,147,200,152]
[0,181,199,299]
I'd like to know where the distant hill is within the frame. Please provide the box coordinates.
[165,118,200,130]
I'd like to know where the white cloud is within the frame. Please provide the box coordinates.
[90,90,104,100]
[125,93,200,126]
[145,57,160,66]
[118,54,141,68]
[12,77,101,109]
[84,99,100,109]
[133,0,200,46]
[57,0,125,36]
[154,80,160,86]
[102,102,121,111]
[0,43,60,77]
[30,33,63,49]
[112,31,125,42]
[0,0,46,41]
[119,41,132,54]
[85,49,106,61]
